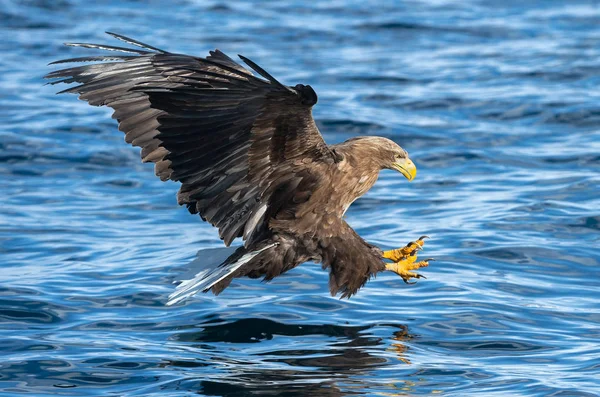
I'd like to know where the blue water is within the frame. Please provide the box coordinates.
[1,1,599,396]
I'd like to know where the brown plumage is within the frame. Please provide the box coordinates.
[46,33,418,302]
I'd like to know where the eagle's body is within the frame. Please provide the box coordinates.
[46,33,426,305]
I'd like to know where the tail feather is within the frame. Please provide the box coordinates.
[166,244,275,306]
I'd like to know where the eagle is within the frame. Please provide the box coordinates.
[46,33,433,305]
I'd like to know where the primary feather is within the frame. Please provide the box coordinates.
[47,33,333,247]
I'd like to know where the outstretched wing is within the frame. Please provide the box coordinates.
[46,32,336,246]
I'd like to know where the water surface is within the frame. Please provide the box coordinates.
[1,1,599,396]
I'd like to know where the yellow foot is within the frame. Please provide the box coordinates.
[382,235,429,262]
[383,236,433,284]
[385,258,433,284]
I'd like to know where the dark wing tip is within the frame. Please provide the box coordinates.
[104,31,167,53]
[292,84,318,106]
[237,54,289,90]
[238,54,318,106]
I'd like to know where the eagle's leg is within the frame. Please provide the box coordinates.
[382,236,432,284]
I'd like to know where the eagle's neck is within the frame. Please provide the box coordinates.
[330,144,382,216]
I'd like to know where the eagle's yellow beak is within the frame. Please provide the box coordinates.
[392,157,417,181]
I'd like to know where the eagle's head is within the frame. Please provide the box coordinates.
[345,136,417,181]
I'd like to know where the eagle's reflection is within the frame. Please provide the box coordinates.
[169,317,414,396]
[389,324,414,365]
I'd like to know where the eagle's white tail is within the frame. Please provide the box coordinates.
[166,244,276,306]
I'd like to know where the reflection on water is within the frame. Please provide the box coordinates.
[0,287,415,396]
[390,325,412,365]
[1,0,600,395]
[172,318,412,396]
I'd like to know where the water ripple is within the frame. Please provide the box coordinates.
[1,0,599,396]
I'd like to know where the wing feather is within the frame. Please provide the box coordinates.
[46,33,335,247]
[105,31,167,53]
[64,42,150,54]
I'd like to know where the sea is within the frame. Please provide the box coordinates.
[0,0,599,396]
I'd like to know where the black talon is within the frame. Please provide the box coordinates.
[407,242,423,251]
[419,235,430,240]
[424,258,435,262]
